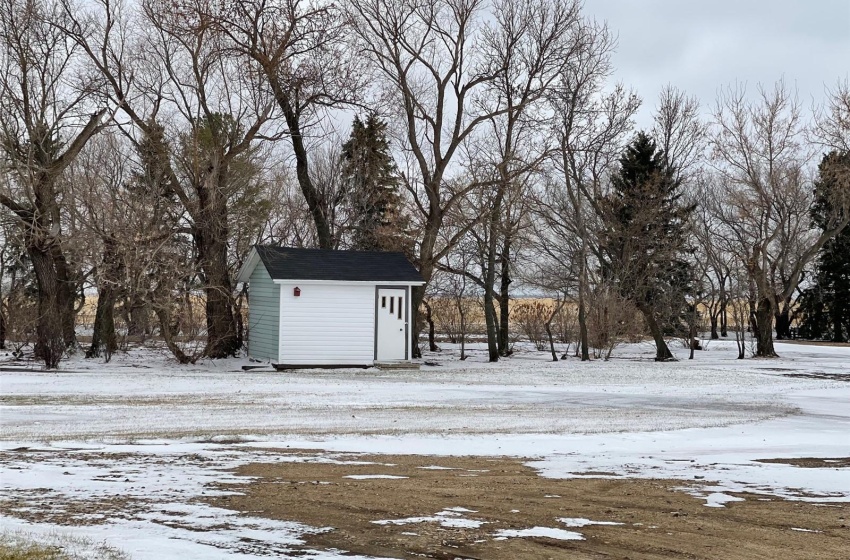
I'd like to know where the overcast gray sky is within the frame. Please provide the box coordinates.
[585,0,850,128]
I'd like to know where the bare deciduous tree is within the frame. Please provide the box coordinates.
[691,190,733,340]
[465,0,584,362]
[67,132,131,361]
[348,0,577,355]
[62,0,279,358]
[213,0,365,249]
[652,85,707,183]
[0,0,111,367]
[544,18,639,361]
[811,78,850,154]
[710,81,850,357]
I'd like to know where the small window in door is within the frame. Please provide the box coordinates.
[381,296,386,308]
[398,297,403,319]
[389,297,394,314]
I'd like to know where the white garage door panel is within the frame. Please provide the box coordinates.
[279,283,376,365]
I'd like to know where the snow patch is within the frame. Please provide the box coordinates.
[699,492,746,508]
[371,515,486,529]
[558,517,624,527]
[371,508,485,529]
[494,527,584,541]
[343,474,408,480]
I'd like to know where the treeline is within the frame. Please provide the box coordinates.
[0,0,847,368]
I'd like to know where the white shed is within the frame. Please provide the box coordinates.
[236,246,425,368]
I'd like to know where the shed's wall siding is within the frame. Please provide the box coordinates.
[279,283,375,365]
[247,264,280,361]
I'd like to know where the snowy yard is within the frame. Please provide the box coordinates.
[1,340,849,558]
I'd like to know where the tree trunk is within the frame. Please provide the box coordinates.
[52,246,77,349]
[545,299,565,363]
[28,245,70,369]
[483,187,505,363]
[482,233,500,363]
[411,284,426,358]
[87,284,117,361]
[459,303,467,361]
[497,237,512,356]
[195,175,240,359]
[545,319,558,362]
[735,329,746,359]
[754,297,778,357]
[483,290,500,362]
[235,284,249,350]
[774,306,792,340]
[87,237,122,361]
[269,83,333,248]
[497,296,510,355]
[154,305,193,364]
[422,299,438,351]
[125,296,151,338]
[689,322,696,360]
[638,303,675,361]
[410,218,442,358]
[0,291,5,350]
[201,255,239,359]
[709,311,719,340]
[578,249,590,361]
[578,295,589,360]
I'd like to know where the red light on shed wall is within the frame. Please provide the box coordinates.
[294,287,301,297]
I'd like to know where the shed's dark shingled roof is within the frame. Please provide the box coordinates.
[255,246,423,283]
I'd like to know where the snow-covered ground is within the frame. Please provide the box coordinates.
[1,339,849,558]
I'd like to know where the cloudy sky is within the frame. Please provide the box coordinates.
[585,0,850,128]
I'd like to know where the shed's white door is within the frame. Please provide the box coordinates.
[376,288,406,361]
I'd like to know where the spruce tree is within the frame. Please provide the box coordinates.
[340,114,408,253]
[599,132,695,361]
[797,151,850,342]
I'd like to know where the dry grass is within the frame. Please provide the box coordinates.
[0,532,127,560]
[0,541,63,560]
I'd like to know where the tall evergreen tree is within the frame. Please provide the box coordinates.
[340,114,408,253]
[598,132,695,361]
[797,151,850,342]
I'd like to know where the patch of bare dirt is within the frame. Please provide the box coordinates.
[0,492,147,526]
[207,453,850,560]
[756,457,850,468]
[781,372,850,382]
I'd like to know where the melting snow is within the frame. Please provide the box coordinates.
[698,492,747,508]
[372,515,485,529]
[558,517,624,527]
[343,474,408,480]
[2,340,849,558]
[494,527,585,541]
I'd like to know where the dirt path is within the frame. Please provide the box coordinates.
[209,452,849,560]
